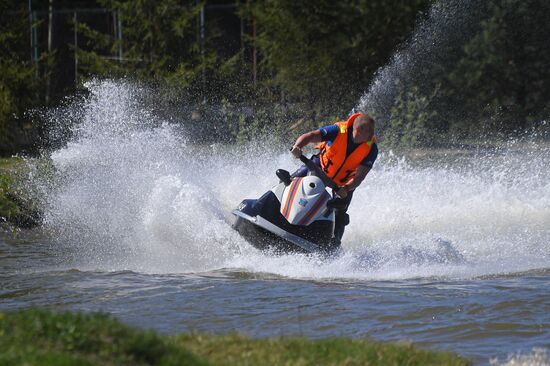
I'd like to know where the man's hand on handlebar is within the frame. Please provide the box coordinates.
[290,145,302,159]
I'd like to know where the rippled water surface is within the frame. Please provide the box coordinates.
[2,81,549,365]
[2,231,549,365]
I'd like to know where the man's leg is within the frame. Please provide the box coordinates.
[332,189,354,245]
[290,165,308,178]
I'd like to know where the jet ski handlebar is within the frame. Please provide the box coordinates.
[298,154,339,191]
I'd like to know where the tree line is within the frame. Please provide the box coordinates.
[1,0,549,155]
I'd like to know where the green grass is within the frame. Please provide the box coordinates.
[0,309,471,366]
[176,334,471,366]
[0,309,206,366]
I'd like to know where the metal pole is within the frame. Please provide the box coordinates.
[112,10,116,59]
[200,4,205,87]
[117,9,122,60]
[74,11,78,85]
[28,0,33,63]
[32,11,38,76]
[252,17,257,87]
[240,13,244,61]
[46,0,53,103]
[48,0,53,52]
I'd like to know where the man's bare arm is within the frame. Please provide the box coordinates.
[335,165,371,198]
[291,130,323,158]
[294,130,323,148]
[344,165,370,191]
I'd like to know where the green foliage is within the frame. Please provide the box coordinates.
[211,99,295,145]
[232,105,292,145]
[239,0,430,123]
[74,21,126,77]
[442,0,550,137]
[0,0,41,154]
[76,0,208,88]
[0,309,471,366]
[384,84,439,147]
[2,0,550,151]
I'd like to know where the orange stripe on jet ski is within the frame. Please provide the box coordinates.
[283,177,303,220]
[297,190,331,226]
[283,181,296,217]
[282,178,297,217]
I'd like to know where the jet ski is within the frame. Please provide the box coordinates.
[232,154,345,254]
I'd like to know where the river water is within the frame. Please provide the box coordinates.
[1,81,549,365]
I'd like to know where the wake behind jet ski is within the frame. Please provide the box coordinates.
[232,155,346,254]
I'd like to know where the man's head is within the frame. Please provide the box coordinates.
[352,114,375,144]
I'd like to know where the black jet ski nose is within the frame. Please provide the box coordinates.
[276,169,292,186]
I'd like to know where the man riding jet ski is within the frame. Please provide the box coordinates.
[232,113,378,254]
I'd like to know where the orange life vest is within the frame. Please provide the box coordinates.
[317,113,376,186]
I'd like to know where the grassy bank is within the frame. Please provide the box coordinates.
[0,309,470,365]
[0,157,25,224]
[0,157,40,228]
[176,333,471,366]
